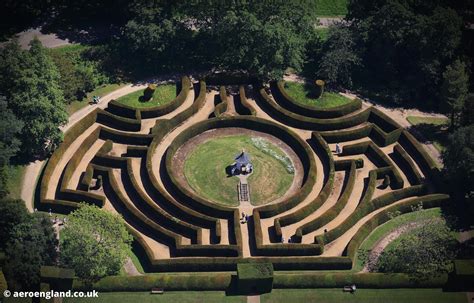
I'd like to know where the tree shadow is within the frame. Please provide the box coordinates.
[407,123,449,148]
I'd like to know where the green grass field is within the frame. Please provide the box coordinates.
[284,82,352,109]
[353,208,443,271]
[115,85,176,108]
[261,288,466,303]
[315,27,330,40]
[184,135,294,206]
[406,116,450,152]
[316,0,348,17]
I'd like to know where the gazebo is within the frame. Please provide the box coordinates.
[231,150,253,175]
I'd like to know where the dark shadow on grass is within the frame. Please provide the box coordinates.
[407,123,449,149]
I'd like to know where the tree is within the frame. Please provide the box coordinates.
[4,38,68,156]
[0,96,23,164]
[375,215,457,278]
[3,213,57,291]
[318,24,360,87]
[441,60,469,129]
[0,96,23,198]
[0,198,30,249]
[442,125,474,201]
[60,204,132,286]
[347,0,463,106]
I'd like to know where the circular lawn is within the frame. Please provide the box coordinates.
[183,135,295,207]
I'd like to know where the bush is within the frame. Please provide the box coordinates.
[237,263,273,293]
[143,84,156,101]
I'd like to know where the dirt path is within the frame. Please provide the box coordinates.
[14,27,71,49]
[20,160,44,211]
[123,257,142,276]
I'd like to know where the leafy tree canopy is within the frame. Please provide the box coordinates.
[442,125,474,200]
[347,0,463,105]
[0,38,68,156]
[0,96,23,166]
[0,198,29,249]
[3,212,57,291]
[375,213,457,278]
[60,204,132,286]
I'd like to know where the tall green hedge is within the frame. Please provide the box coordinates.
[272,81,362,118]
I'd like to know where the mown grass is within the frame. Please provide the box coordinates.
[406,116,450,152]
[64,291,246,303]
[353,208,443,271]
[115,85,176,108]
[261,288,466,303]
[184,135,294,207]
[315,27,330,41]
[284,82,352,108]
[315,0,348,17]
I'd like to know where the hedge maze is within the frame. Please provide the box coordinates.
[40,76,448,273]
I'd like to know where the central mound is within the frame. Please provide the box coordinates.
[183,134,295,207]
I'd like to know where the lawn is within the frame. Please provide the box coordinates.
[66,83,127,115]
[261,288,466,303]
[406,116,450,152]
[315,0,348,17]
[284,82,352,109]
[315,27,330,41]
[184,135,294,206]
[353,208,443,271]
[63,291,246,303]
[115,85,176,108]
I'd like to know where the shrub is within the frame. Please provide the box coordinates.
[143,84,157,101]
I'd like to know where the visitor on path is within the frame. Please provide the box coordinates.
[351,284,356,294]
[335,143,342,154]
[281,236,284,243]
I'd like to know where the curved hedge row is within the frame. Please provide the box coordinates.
[392,144,423,185]
[345,193,450,260]
[93,153,203,243]
[96,165,240,257]
[256,86,371,131]
[99,127,153,146]
[236,85,256,116]
[106,76,191,119]
[252,210,323,256]
[321,184,428,244]
[165,116,316,219]
[271,81,362,118]
[96,109,141,132]
[341,141,404,189]
[398,130,443,188]
[275,133,335,235]
[297,159,357,236]
[40,109,102,211]
[214,86,228,117]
